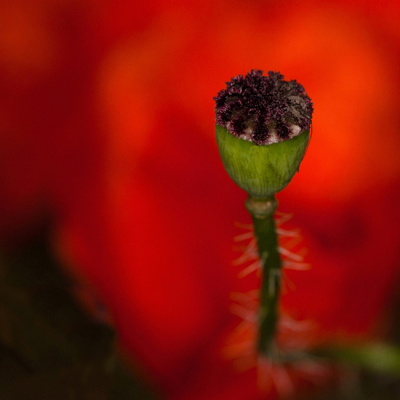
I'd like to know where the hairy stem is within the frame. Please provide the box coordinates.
[245,196,281,356]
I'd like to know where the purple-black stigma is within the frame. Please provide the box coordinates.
[214,70,313,145]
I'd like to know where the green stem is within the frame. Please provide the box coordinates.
[245,195,281,356]
[312,343,400,376]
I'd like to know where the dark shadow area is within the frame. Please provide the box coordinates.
[0,227,159,400]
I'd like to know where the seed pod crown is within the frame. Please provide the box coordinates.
[214,70,313,145]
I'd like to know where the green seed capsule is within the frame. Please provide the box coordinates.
[214,70,313,356]
[215,124,309,199]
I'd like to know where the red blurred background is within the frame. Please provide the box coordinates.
[1,0,400,398]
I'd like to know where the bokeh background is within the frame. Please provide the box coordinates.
[1,0,400,399]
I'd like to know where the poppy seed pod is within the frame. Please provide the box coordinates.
[214,70,313,199]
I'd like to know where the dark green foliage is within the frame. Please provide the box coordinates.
[0,231,158,400]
